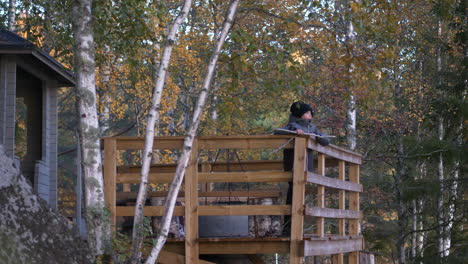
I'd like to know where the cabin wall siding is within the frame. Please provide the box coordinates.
[0,56,16,157]
[48,85,58,209]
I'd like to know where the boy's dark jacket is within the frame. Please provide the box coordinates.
[274,115,330,171]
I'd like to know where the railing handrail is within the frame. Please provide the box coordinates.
[102,135,363,263]
[102,134,362,164]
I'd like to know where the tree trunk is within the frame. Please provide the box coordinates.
[71,0,109,257]
[345,0,358,151]
[8,0,16,31]
[145,1,240,263]
[129,1,194,262]
[435,20,449,258]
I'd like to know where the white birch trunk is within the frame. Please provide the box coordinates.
[435,20,449,258]
[129,1,194,262]
[345,1,357,151]
[145,1,240,263]
[8,0,16,31]
[445,90,465,256]
[71,0,109,256]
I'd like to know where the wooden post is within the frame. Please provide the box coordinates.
[185,139,199,263]
[290,137,307,264]
[333,160,346,264]
[103,138,117,232]
[201,163,212,194]
[349,164,360,264]
[316,153,325,238]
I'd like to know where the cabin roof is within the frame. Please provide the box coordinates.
[0,28,75,86]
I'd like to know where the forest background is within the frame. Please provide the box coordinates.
[1,0,466,263]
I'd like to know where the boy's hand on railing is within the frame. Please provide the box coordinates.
[296,129,305,135]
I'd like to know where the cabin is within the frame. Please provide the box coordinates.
[103,135,364,263]
[0,28,74,209]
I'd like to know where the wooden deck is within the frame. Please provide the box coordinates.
[103,135,363,263]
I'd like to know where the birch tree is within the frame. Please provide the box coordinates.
[71,0,109,257]
[145,1,241,262]
[8,0,15,31]
[344,0,358,151]
[129,1,194,262]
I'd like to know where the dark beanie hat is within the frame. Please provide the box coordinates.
[290,101,314,118]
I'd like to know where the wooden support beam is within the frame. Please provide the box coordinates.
[116,206,185,216]
[199,241,290,255]
[308,140,362,165]
[185,140,199,263]
[316,153,325,238]
[103,138,117,232]
[116,205,291,216]
[110,135,296,150]
[198,205,291,216]
[306,172,362,192]
[198,136,294,150]
[349,164,361,264]
[158,250,216,264]
[121,160,284,173]
[290,137,306,264]
[305,206,361,219]
[201,163,212,193]
[163,240,291,255]
[335,160,346,264]
[116,190,282,200]
[303,237,363,256]
[117,171,292,184]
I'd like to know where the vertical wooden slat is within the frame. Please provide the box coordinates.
[333,160,346,264]
[104,138,117,232]
[201,163,212,193]
[185,139,199,263]
[123,184,131,192]
[349,164,360,264]
[316,153,325,238]
[289,137,307,264]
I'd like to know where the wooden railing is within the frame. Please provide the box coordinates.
[103,135,363,264]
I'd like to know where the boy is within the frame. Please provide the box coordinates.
[274,101,330,235]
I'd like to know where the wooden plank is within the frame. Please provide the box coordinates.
[158,250,215,264]
[290,137,307,264]
[198,137,294,149]
[116,190,282,200]
[306,172,363,192]
[103,138,117,232]
[303,237,363,256]
[185,140,199,263]
[336,160,346,264]
[199,241,290,254]
[162,240,291,255]
[116,205,290,216]
[158,250,184,264]
[115,137,184,150]
[110,135,296,150]
[198,171,292,182]
[316,153,325,238]
[198,205,291,216]
[116,206,185,216]
[349,165,360,236]
[121,160,284,173]
[201,163,211,193]
[308,140,362,165]
[117,172,174,184]
[349,164,360,264]
[117,171,292,184]
[305,206,361,219]
[338,161,346,235]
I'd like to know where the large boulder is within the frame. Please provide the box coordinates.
[0,145,93,264]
